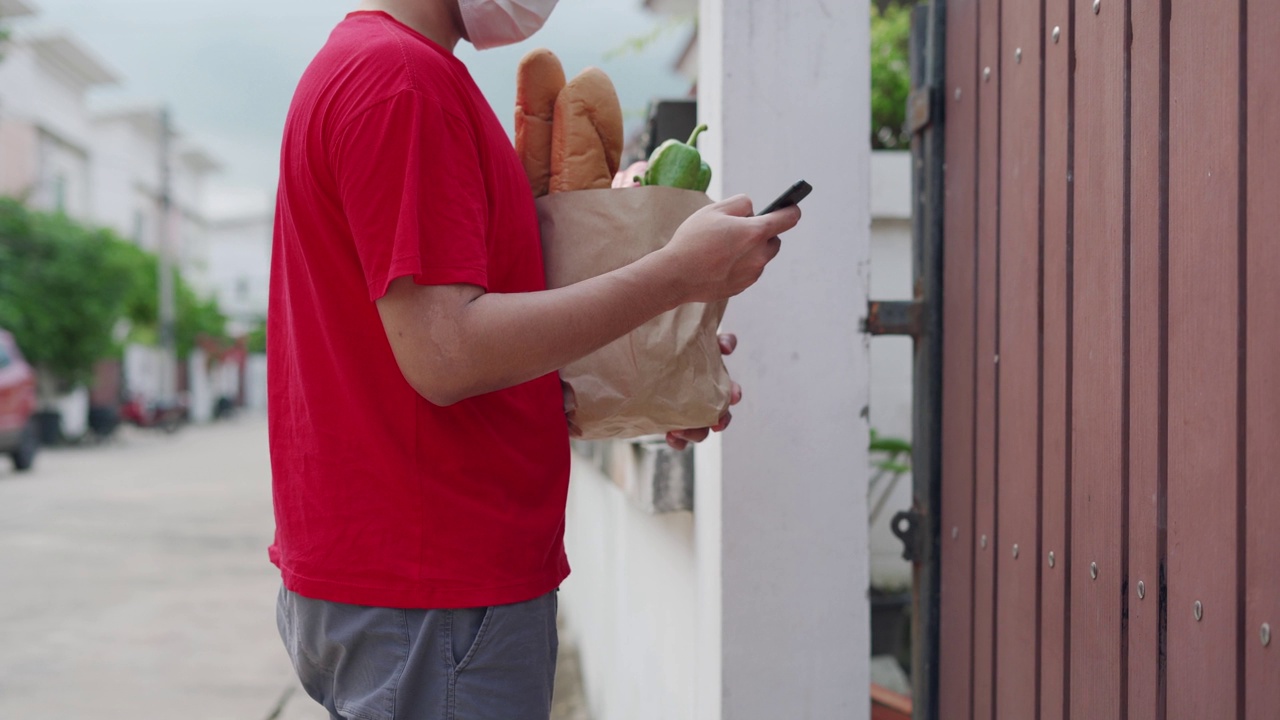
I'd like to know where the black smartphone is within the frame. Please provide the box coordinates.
[756,180,812,216]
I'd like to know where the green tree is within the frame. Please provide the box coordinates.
[175,281,228,357]
[871,3,913,149]
[245,317,266,354]
[0,201,139,390]
[112,242,229,358]
[0,198,230,392]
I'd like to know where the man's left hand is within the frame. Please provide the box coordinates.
[666,333,742,451]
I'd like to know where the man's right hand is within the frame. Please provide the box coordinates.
[658,194,802,305]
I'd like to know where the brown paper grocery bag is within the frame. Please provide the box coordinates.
[536,186,732,440]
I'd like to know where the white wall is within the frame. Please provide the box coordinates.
[0,40,96,153]
[0,36,218,270]
[245,354,268,412]
[869,152,916,592]
[562,455,698,720]
[187,350,241,424]
[32,126,90,216]
[0,118,38,196]
[124,344,166,401]
[91,114,162,246]
[175,154,216,288]
[562,4,872,720]
[203,195,273,332]
[0,40,95,219]
[697,0,870,716]
[189,349,214,424]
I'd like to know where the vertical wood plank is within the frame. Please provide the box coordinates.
[994,0,1042,716]
[1039,3,1072,719]
[1127,0,1164,718]
[1245,3,1280,718]
[972,0,1003,715]
[1069,0,1128,717]
[939,0,980,712]
[1167,0,1241,716]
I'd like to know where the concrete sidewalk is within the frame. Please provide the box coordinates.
[0,415,588,720]
[0,416,317,719]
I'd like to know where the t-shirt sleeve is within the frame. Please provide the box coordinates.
[332,89,489,301]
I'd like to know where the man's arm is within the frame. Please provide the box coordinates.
[377,196,800,406]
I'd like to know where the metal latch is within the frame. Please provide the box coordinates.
[865,300,924,338]
[891,509,924,563]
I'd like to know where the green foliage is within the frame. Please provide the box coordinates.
[0,198,229,390]
[176,282,228,358]
[870,428,912,475]
[609,6,912,150]
[869,429,913,524]
[245,317,266,354]
[871,3,913,149]
[111,243,229,358]
[0,201,140,388]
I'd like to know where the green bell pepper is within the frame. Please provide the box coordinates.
[643,124,712,192]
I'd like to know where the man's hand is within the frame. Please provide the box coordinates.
[666,333,742,451]
[660,196,801,304]
[377,196,799,408]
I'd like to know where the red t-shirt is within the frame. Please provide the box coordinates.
[267,11,571,609]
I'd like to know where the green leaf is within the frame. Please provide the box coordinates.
[245,317,267,354]
[0,196,230,389]
[871,3,913,149]
[870,433,913,455]
[874,460,912,475]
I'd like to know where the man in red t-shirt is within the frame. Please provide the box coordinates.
[269,1,800,717]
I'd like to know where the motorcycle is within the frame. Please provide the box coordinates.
[120,394,189,434]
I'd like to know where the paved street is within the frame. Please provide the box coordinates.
[0,415,323,720]
[0,414,589,720]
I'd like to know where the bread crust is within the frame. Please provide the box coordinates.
[515,49,566,197]
[548,68,624,193]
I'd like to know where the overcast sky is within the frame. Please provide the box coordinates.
[14,0,691,200]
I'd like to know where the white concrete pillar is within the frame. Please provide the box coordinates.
[696,1,871,718]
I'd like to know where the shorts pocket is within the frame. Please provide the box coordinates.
[448,605,495,672]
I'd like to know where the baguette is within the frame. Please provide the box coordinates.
[515,49,566,198]
[548,67,624,193]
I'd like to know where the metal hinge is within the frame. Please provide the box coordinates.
[864,300,924,338]
[907,84,941,136]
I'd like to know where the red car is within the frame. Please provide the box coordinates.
[0,329,38,472]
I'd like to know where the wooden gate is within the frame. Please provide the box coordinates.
[934,0,1279,718]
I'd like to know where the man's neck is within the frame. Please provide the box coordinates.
[356,0,465,51]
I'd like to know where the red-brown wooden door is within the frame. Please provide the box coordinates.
[934,1,1280,718]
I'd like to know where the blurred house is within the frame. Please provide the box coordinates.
[0,25,220,276]
[91,108,220,264]
[0,29,117,219]
[203,188,273,336]
[0,2,264,428]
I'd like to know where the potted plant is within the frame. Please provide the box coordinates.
[869,429,913,671]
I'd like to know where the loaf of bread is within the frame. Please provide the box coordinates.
[515,49,566,198]
[548,67,624,194]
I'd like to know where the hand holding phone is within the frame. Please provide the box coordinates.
[756,180,813,216]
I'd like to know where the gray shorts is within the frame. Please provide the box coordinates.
[276,586,559,720]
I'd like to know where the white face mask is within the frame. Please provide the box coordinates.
[458,0,559,50]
